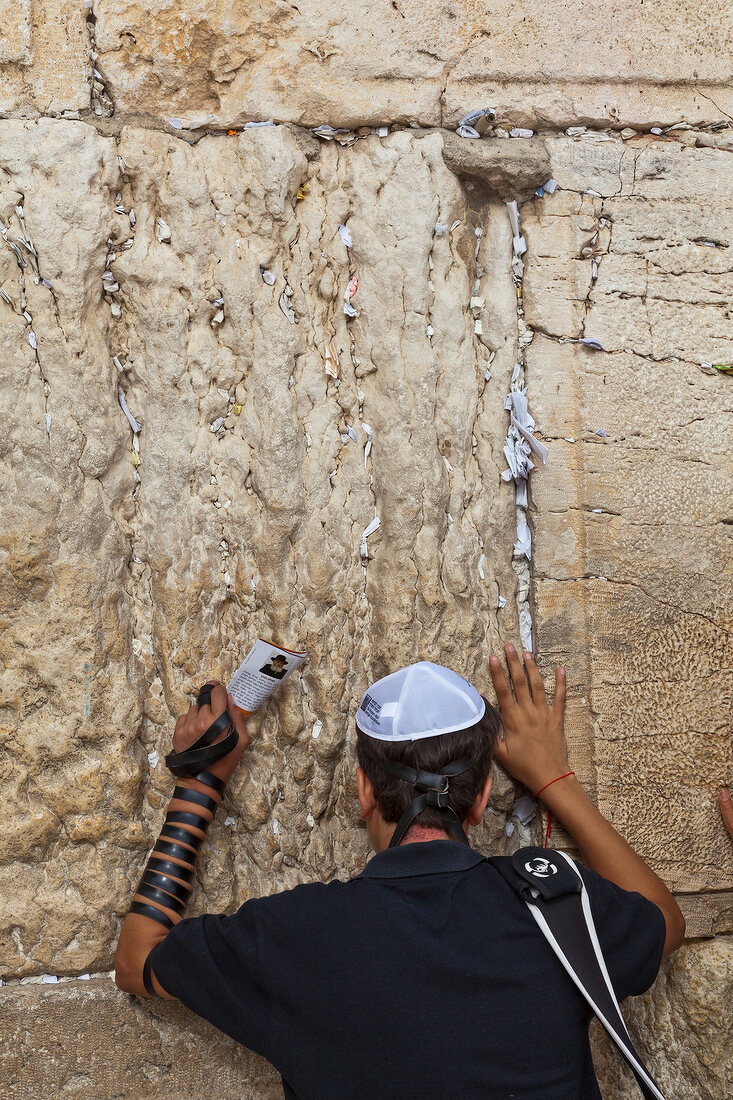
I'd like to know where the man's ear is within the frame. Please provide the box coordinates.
[356,766,377,821]
[465,773,493,827]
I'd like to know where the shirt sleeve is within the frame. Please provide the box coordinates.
[147,900,271,1057]
[578,864,667,1002]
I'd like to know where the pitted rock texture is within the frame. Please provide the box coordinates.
[523,135,733,894]
[1,119,525,978]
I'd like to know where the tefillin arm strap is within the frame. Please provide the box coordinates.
[376,757,474,848]
[130,684,235,997]
[164,683,238,776]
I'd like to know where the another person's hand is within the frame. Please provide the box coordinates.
[173,679,249,781]
[718,786,733,840]
[489,644,568,794]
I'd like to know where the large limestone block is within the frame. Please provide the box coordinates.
[523,138,733,893]
[677,892,733,939]
[527,350,732,891]
[593,939,733,1099]
[0,119,144,975]
[441,2,733,128]
[0,0,730,126]
[1,119,525,977]
[2,940,730,1099]
[91,0,733,129]
[0,0,31,64]
[0,975,282,1099]
[0,0,90,114]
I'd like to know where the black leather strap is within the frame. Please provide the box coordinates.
[160,824,203,850]
[136,881,187,914]
[153,837,198,863]
[129,901,175,930]
[142,950,157,996]
[373,756,474,849]
[389,792,469,848]
[165,726,238,776]
[164,683,238,777]
[165,809,210,831]
[148,856,195,884]
[196,684,215,708]
[141,870,192,904]
[377,757,473,791]
[187,708,232,749]
[172,785,219,815]
[193,768,226,795]
[490,849,666,1100]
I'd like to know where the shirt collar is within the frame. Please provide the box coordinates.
[359,839,486,880]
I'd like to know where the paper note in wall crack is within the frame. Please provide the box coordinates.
[227,638,307,715]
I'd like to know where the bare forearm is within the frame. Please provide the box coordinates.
[542,776,685,955]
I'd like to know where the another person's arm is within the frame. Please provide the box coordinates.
[113,682,248,997]
[719,786,733,840]
[489,645,685,959]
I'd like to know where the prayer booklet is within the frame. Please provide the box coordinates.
[227,638,307,715]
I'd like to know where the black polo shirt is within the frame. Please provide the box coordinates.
[149,840,665,1099]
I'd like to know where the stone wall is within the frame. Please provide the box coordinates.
[1,4,731,1097]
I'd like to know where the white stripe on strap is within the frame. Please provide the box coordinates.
[525,897,666,1100]
[554,851,625,1020]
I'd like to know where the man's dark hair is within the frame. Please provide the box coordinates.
[355,697,502,832]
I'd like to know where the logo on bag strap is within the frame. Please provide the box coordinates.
[524,857,558,878]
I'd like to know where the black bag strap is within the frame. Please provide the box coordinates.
[489,847,667,1100]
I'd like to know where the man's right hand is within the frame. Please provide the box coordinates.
[490,643,686,957]
[489,644,569,796]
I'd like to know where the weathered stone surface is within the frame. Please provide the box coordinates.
[441,131,551,199]
[677,891,733,940]
[0,0,31,65]
[1,1,729,127]
[522,136,733,894]
[0,118,142,976]
[0,0,90,114]
[524,137,733,357]
[91,1,733,129]
[0,976,282,1099]
[1,118,525,978]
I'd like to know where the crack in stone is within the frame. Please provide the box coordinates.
[696,91,733,124]
[0,200,53,451]
[538,574,731,636]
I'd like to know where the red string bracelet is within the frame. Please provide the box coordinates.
[534,772,575,847]
[535,772,575,797]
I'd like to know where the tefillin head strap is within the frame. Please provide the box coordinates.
[374,757,474,848]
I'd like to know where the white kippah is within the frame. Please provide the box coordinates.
[356,661,485,741]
